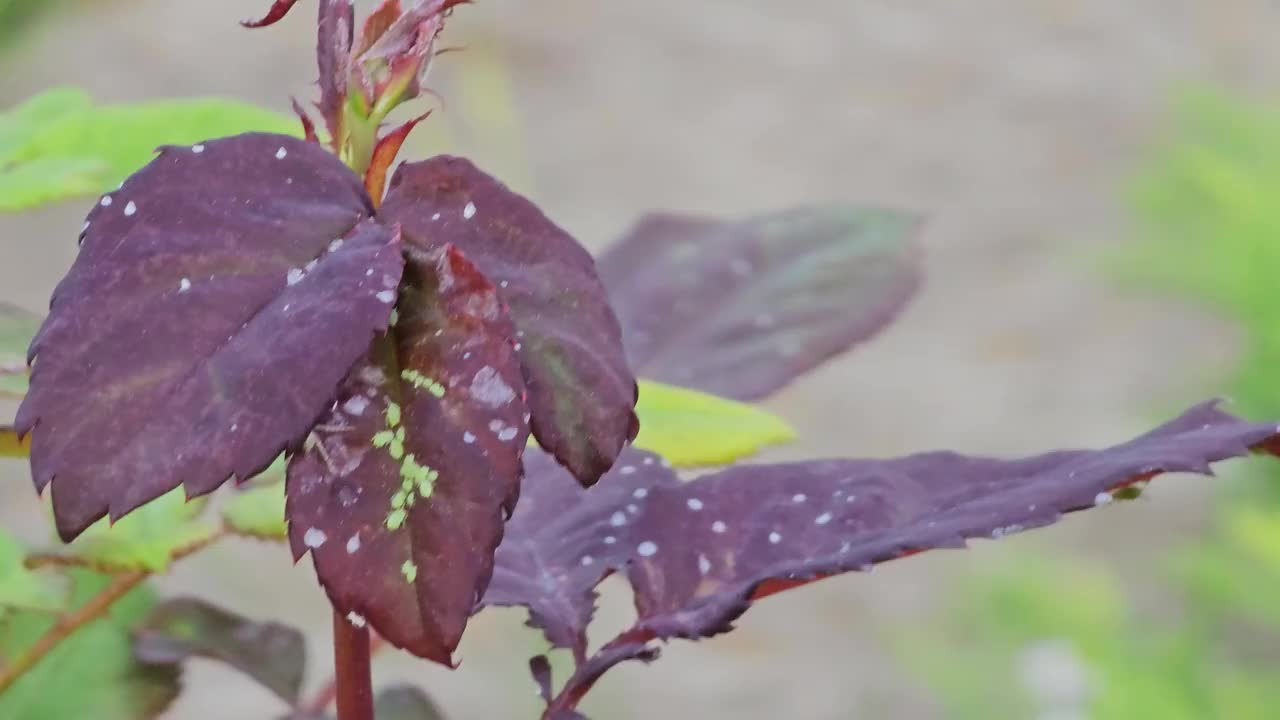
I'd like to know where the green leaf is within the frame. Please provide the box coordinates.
[630,379,796,466]
[63,488,217,572]
[0,529,61,614]
[0,569,180,720]
[222,479,287,540]
[0,89,299,212]
[0,301,40,398]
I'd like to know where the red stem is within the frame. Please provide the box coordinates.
[332,609,375,720]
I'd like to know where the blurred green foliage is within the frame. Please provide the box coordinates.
[901,88,1280,719]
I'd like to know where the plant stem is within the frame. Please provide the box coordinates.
[305,633,387,714]
[332,609,375,720]
[0,569,148,695]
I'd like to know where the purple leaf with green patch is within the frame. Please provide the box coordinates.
[287,244,529,664]
[16,132,402,540]
[484,401,1280,718]
[599,208,921,401]
[133,597,306,704]
[380,156,639,486]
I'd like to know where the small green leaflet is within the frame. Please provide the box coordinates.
[223,480,288,540]
[631,380,796,466]
[61,488,217,572]
[0,529,62,614]
[0,87,299,212]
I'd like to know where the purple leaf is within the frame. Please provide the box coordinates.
[485,401,1280,718]
[598,208,921,401]
[17,133,401,540]
[287,244,529,664]
[133,597,306,704]
[481,449,678,661]
[380,156,639,486]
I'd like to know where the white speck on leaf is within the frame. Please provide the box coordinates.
[276,146,288,159]
[463,201,477,219]
[620,465,636,475]
[498,427,518,442]
[711,521,727,534]
[815,512,833,525]
[347,612,366,628]
[632,488,648,499]
[603,535,617,544]
[192,144,205,153]
[769,531,782,544]
[580,556,594,566]
[1094,492,1113,506]
[698,554,712,575]
[610,511,627,527]
[329,238,344,252]
[431,212,441,221]
[287,268,305,286]
[637,541,658,557]
[470,366,516,407]
[303,528,328,549]
[792,493,807,503]
[100,196,112,207]
[346,534,361,554]
[686,498,704,511]
[376,290,395,303]
[343,396,370,416]
[463,431,476,444]
[124,201,137,216]
[179,278,191,293]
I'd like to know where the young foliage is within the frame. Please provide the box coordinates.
[379,156,640,484]
[482,402,1280,718]
[134,597,307,705]
[599,208,920,401]
[0,530,61,614]
[287,245,532,664]
[0,570,180,720]
[223,478,289,540]
[0,88,298,211]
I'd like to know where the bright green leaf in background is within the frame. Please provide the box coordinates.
[0,569,180,720]
[0,529,61,614]
[62,488,217,572]
[223,479,287,540]
[631,380,796,466]
[0,87,299,212]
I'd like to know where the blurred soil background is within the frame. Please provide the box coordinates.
[3,1,1280,718]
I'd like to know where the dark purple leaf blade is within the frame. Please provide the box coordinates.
[287,244,529,664]
[380,156,639,486]
[599,208,921,401]
[481,449,678,661]
[16,132,399,541]
[317,0,354,141]
[484,401,1280,718]
[134,597,306,705]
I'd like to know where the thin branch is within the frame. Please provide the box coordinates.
[0,570,148,694]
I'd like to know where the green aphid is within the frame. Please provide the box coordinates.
[417,475,435,499]
[385,401,402,427]
[385,508,407,530]
[389,440,405,460]
[401,559,418,583]
[391,490,407,510]
[371,430,394,448]
[426,381,445,398]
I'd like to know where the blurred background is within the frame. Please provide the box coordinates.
[4,1,1280,718]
